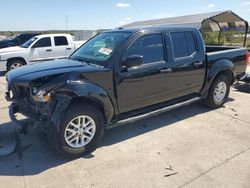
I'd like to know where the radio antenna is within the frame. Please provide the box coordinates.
[66,14,68,34]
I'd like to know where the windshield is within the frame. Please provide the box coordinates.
[70,32,131,65]
[20,37,37,48]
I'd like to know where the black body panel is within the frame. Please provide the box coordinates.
[5,26,248,126]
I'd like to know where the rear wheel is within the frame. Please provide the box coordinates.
[49,105,105,158]
[7,60,25,71]
[204,75,230,108]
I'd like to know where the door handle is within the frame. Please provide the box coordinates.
[66,47,72,50]
[46,49,52,52]
[160,68,172,73]
[194,62,203,66]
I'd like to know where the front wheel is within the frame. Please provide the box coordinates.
[7,60,25,71]
[204,75,230,108]
[49,105,105,158]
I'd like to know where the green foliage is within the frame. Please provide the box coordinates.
[202,32,220,45]
[203,30,249,47]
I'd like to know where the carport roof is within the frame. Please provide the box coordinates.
[118,10,248,32]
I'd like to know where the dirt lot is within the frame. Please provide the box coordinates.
[0,68,250,188]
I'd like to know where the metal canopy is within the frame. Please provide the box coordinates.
[119,10,249,46]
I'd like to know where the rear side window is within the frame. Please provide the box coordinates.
[170,31,197,58]
[54,36,68,46]
[185,32,196,55]
[33,37,51,48]
[125,34,164,64]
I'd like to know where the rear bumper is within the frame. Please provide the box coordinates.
[0,60,7,71]
[236,72,250,83]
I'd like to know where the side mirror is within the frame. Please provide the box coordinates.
[124,55,143,68]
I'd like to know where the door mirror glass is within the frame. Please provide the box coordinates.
[124,55,143,68]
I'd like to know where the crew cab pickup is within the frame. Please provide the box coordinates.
[0,34,85,71]
[0,33,40,49]
[5,26,248,158]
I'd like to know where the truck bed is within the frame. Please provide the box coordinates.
[206,45,237,53]
[206,45,247,75]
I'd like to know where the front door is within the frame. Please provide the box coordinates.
[116,33,169,113]
[29,37,54,63]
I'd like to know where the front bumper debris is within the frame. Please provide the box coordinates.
[9,103,31,134]
[0,104,33,158]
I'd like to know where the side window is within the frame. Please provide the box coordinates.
[54,36,68,46]
[185,32,197,55]
[33,37,51,48]
[125,34,164,64]
[171,32,188,58]
[170,31,197,58]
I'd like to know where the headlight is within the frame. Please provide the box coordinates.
[32,88,51,102]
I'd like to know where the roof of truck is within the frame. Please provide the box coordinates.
[35,33,71,38]
[108,26,198,34]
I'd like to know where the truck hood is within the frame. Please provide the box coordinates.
[7,59,107,84]
[0,46,26,54]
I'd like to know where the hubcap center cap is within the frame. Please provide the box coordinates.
[78,129,84,134]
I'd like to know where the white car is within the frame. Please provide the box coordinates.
[0,34,86,71]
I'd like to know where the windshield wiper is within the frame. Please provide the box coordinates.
[69,56,84,62]
[70,56,98,66]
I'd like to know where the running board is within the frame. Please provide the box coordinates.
[107,97,201,129]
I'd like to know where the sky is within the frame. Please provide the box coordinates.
[0,0,250,31]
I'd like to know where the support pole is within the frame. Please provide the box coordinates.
[210,18,222,46]
[243,22,249,47]
[218,30,222,45]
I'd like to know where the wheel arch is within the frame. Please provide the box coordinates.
[201,59,235,95]
[68,96,109,124]
[7,57,27,69]
[212,69,234,85]
[50,82,115,128]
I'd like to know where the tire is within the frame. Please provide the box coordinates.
[49,105,105,158]
[204,74,230,108]
[7,60,26,71]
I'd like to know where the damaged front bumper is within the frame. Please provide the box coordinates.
[5,89,71,134]
[8,103,28,133]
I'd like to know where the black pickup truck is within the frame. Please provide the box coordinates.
[0,33,40,49]
[5,26,248,158]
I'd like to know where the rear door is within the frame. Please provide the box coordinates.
[167,30,206,95]
[53,36,72,59]
[29,37,54,63]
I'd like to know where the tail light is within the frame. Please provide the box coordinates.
[246,50,249,65]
